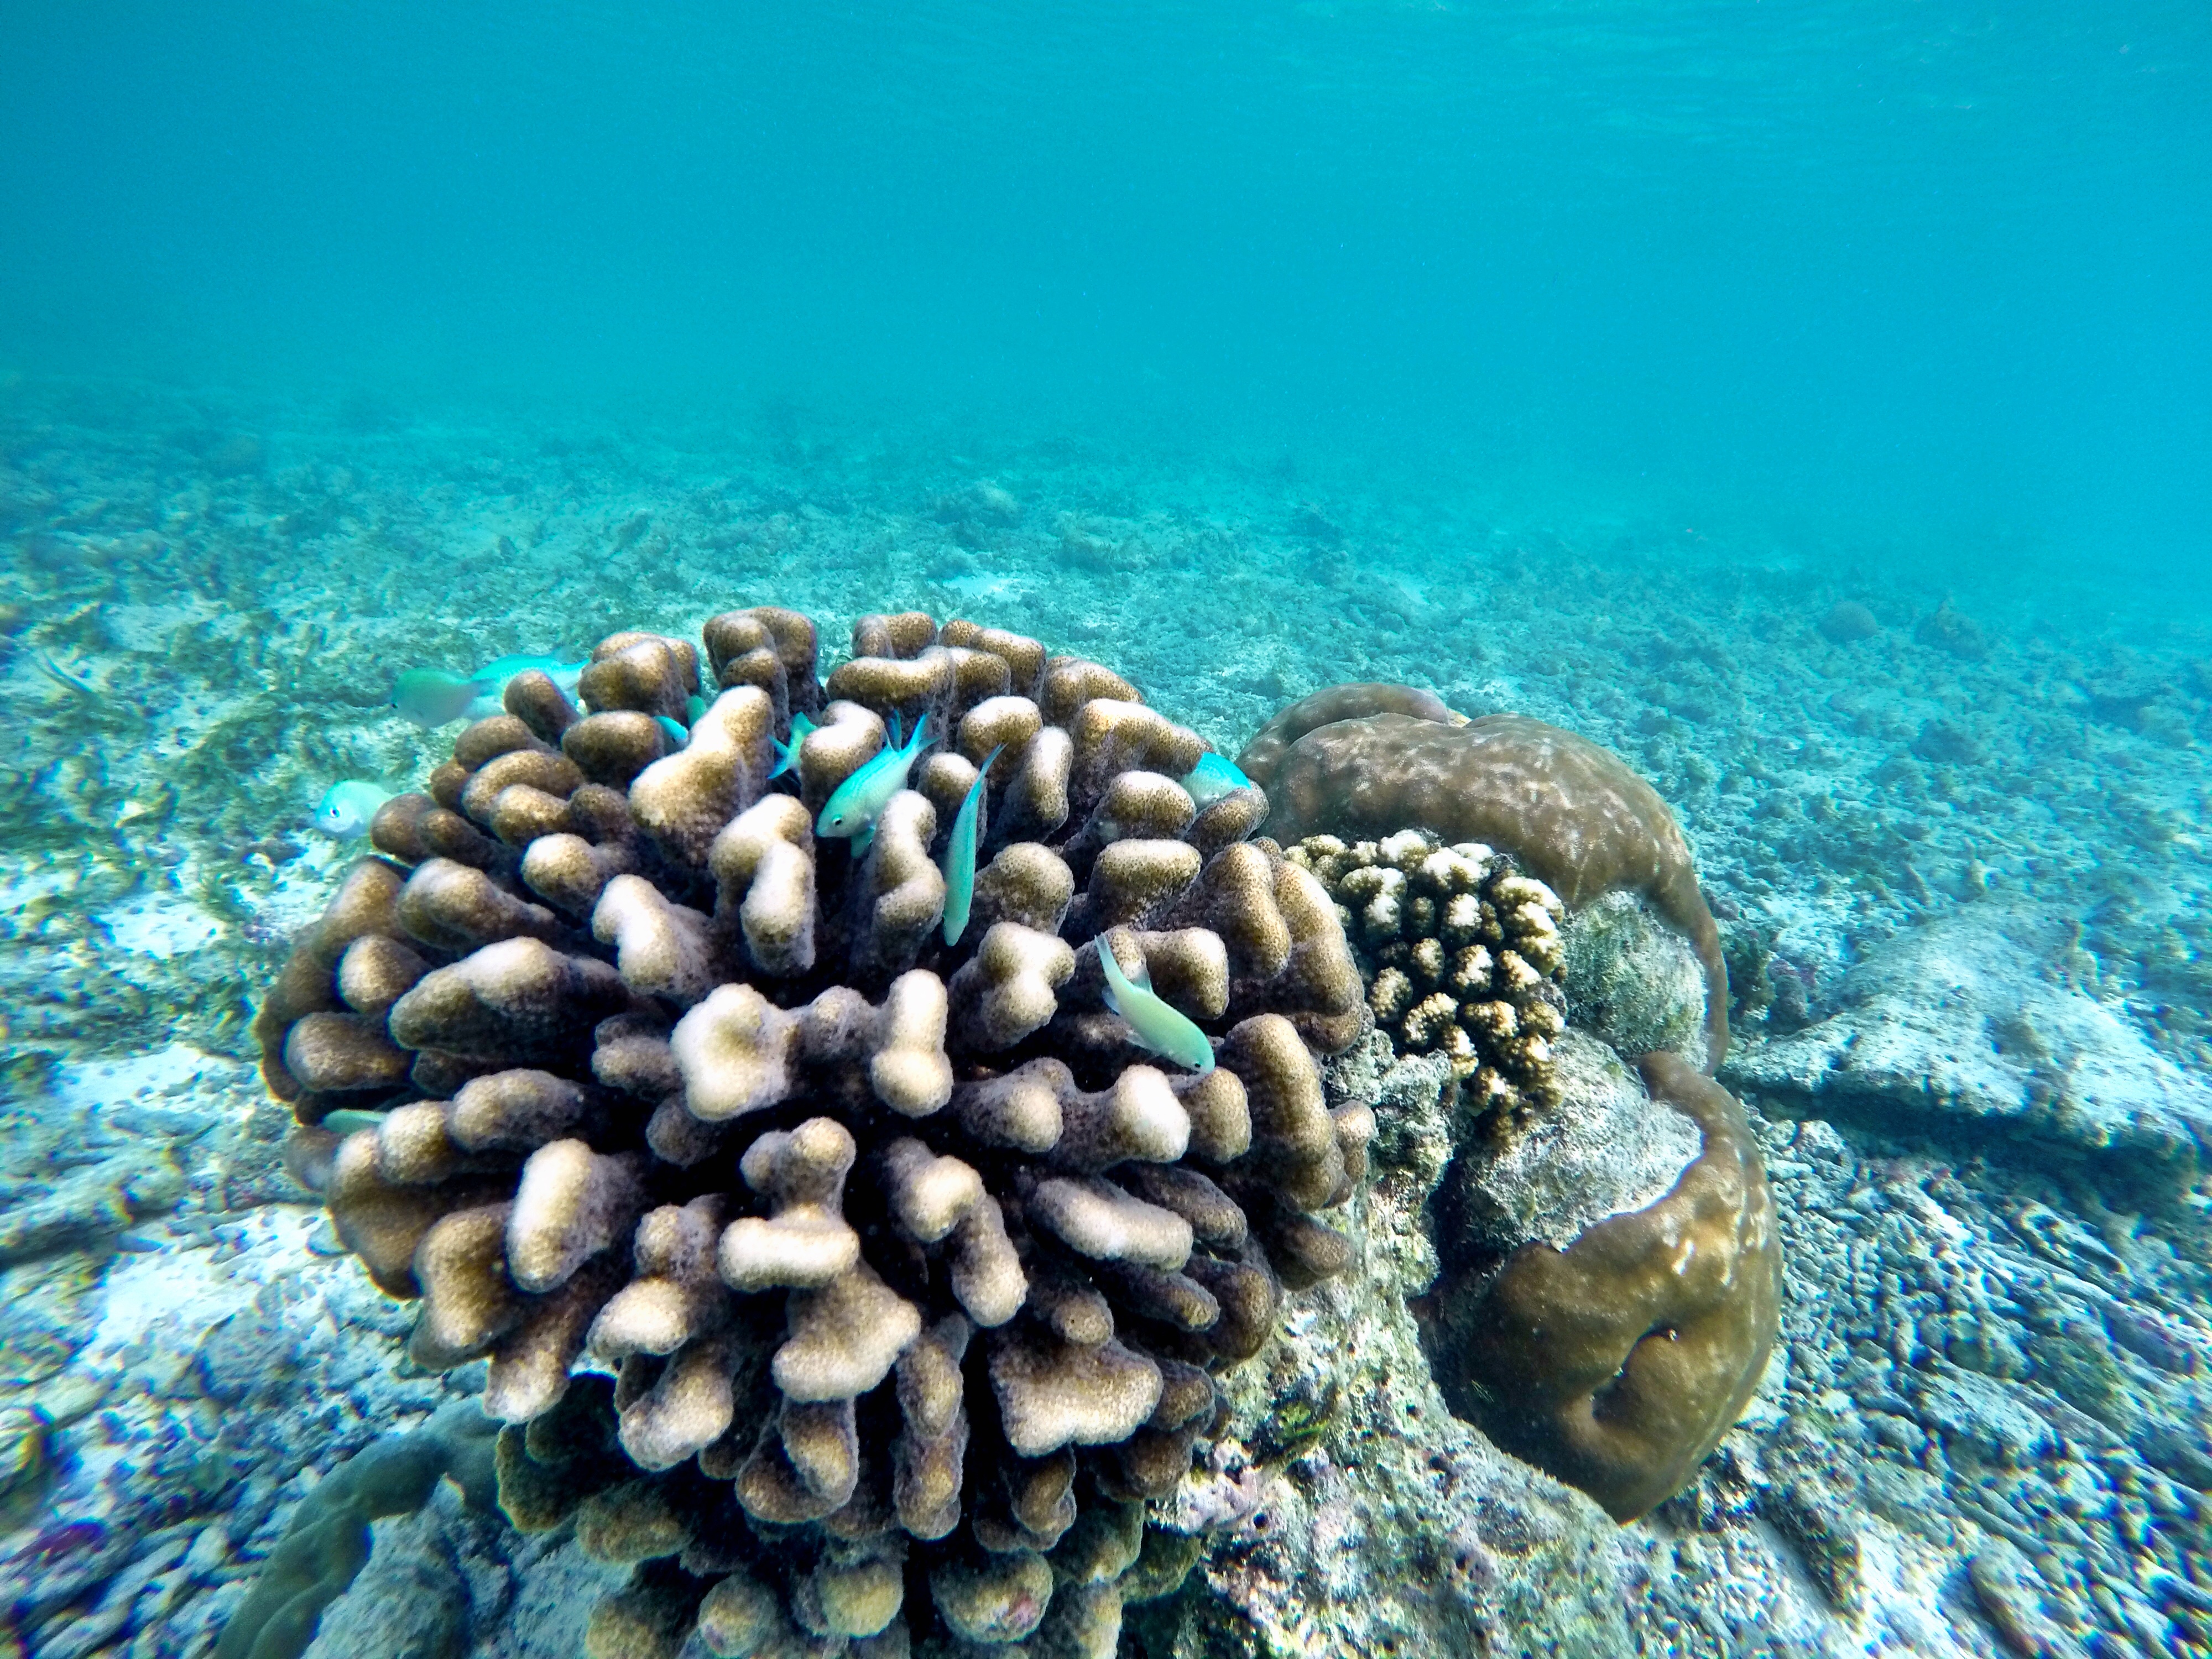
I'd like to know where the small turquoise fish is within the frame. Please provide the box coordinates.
[392,655,587,728]
[1099,932,1215,1074]
[392,669,483,728]
[940,745,1005,945]
[314,780,395,839]
[321,1108,390,1135]
[477,654,586,690]
[655,715,690,748]
[1182,752,1254,808]
[819,713,930,857]
[772,712,818,780]
[686,694,709,724]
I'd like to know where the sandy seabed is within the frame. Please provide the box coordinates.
[4,375,2211,1658]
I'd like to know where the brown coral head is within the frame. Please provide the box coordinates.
[1240,685,1728,1070]
[252,607,1361,1658]
[1426,1055,1780,1522]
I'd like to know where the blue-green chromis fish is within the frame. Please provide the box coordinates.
[1099,931,1216,1074]
[392,655,586,729]
[772,712,818,780]
[321,1108,390,1135]
[392,668,483,728]
[940,745,1005,945]
[314,780,395,839]
[1182,752,1254,808]
[655,714,690,748]
[818,713,930,854]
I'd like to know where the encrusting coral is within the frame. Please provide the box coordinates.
[1238,682,1729,1070]
[1288,828,1569,1128]
[254,608,1366,1657]
[215,1401,500,1659]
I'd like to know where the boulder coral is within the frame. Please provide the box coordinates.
[252,608,1367,1657]
[1238,682,1729,1071]
[1245,681,1777,1522]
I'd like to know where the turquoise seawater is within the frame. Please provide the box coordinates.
[2,4,2210,1658]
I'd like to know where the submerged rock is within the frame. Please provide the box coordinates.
[1724,903,2212,1197]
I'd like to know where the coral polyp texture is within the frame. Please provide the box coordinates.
[1238,682,1729,1070]
[1249,681,1776,1522]
[1287,828,1569,1125]
[1430,1054,1782,1522]
[252,608,1367,1658]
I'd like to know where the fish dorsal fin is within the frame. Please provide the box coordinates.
[886,711,903,748]
[1099,938,1131,1015]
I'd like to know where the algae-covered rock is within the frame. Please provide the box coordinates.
[216,1402,503,1659]
[1723,902,2212,1198]
[1561,889,1709,1067]
[1167,1030,1640,1657]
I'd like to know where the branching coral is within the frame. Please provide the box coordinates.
[1238,686,1728,1070]
[257,609,1367,1657]
[1288,828,1568,1127]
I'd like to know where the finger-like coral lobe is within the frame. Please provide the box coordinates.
[255,607,1365,1655]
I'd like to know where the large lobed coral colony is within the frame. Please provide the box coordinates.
[1241,683,1778,1525]
[1287,829,1568,1127]
[252,608,1368,1659]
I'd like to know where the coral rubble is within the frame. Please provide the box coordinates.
[251,609,1368,1656]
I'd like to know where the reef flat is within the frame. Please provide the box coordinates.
[4,376,2211,1658]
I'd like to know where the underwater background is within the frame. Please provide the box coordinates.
[3,2,2211,1656]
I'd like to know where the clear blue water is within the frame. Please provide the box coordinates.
[4,1,2206,578]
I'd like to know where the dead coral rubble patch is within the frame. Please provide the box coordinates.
[251,607,1367,1657]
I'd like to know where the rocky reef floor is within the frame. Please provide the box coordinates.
[3,375,2210,1658]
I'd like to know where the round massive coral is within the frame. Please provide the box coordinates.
[253,609,1368,1657]
[1240,683,1729,1071]
[1241,682,1777,1524]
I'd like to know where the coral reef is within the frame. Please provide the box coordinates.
[250,608,1368,1656]
[1287,828,1570,1126]
[1238,685,1729,1070]
[1248,682,1778,1524]
[1426,1053,1782,1521]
